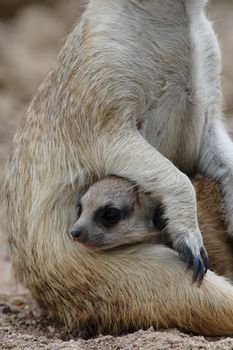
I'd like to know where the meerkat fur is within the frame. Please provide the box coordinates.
[3,0,233,336]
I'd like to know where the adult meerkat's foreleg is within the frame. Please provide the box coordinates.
[198,120,233,239]
[100,132,208,281]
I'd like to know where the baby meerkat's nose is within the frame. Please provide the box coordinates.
[71,225,85,241]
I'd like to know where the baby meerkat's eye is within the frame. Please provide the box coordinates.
[97,207,121,227]
[76,202,82,219]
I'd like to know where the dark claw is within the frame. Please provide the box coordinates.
[184,246,193,270]
[192,257,205,286]
[192,257,200,282]
[200,247,208,273]
[179,244,208,285]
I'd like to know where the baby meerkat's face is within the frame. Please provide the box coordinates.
[70,176,157,250]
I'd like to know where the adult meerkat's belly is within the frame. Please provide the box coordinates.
[85,0,220,174]
[144,101,204,175]
[142,0,220,174]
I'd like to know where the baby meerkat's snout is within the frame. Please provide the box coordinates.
[70,222,104,249]
[71,225,87,241]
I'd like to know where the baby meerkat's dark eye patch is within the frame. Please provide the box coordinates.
[94,203,134,227]
[94,206,121,227]
[76,201,82,219]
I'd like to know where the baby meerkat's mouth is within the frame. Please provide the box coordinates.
[79,241,101,249]
[71,235,107,250]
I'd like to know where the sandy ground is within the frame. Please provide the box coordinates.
[1,1,233,349]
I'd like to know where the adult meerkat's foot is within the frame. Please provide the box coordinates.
[165,209,208,284]
[174,236,208,284]
[103,132,208,281]
[199,121,233,240]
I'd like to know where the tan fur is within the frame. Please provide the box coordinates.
[195,178,233,281]
[3,0,233,337]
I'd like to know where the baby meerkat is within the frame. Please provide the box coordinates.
[71,176,233,281]
[71,176,157,250]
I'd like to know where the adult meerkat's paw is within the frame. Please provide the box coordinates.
[174,233,208,285]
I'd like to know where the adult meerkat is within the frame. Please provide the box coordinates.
[3,0,233,337]
[8,0,233,279]
[71,176,233,281]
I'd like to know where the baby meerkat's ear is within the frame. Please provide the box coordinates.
[133,183,168,230]
[153,203,168,231]
[129,181,145,205]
